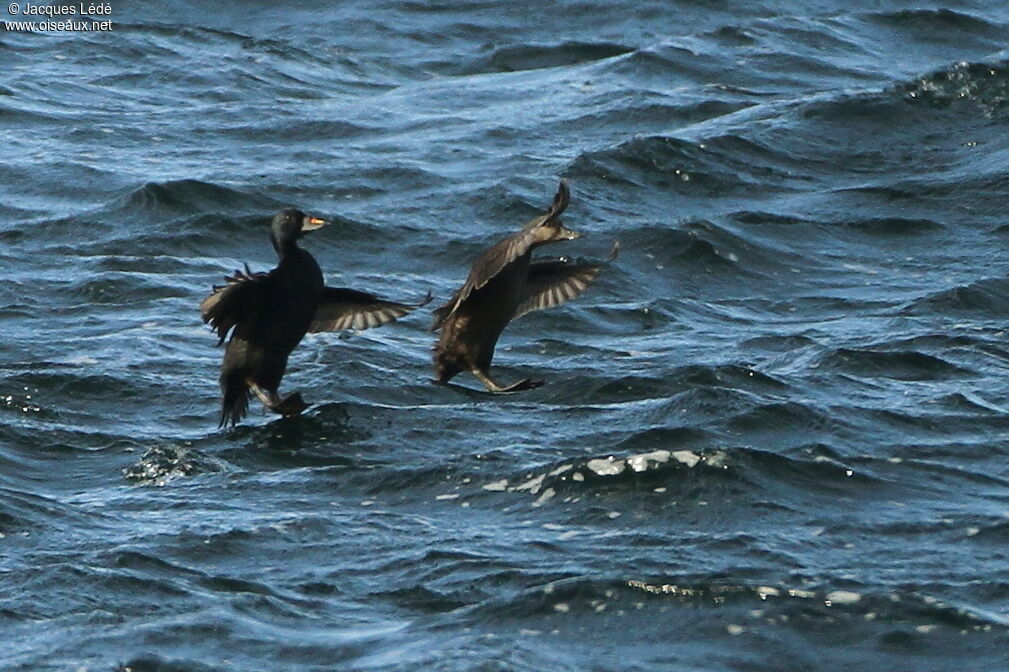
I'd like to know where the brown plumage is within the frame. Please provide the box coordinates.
[431,180,618,393]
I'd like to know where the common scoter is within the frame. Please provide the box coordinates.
[201,208,429,426]
[431,181,618,393]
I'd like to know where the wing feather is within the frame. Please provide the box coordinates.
[513,241,619,320]
[199,265,269,345]
[309,287,431,333]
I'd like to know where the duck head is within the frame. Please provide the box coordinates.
[523,180,581,246]
[270,208,329,252]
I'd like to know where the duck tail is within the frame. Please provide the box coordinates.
[219,371,250,428]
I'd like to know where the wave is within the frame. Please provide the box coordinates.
[819,348,974,381]
[969,519,1009,542]
[842,216,945,236]
[546,97,753,139]
[26,178,407,260]
[462,572,1009,638]
[479,443,880,508]
[454,41,634,75]
[113,655,226,672]
[122,445,225,486]
[17,180,283,255]
[221,118,375,143]
[904,278,1009,317]
[865,8,1003,38]
[114,179,282,217]
[898,59,1009,117]
[568,133,800,196]
[67,272,190,306]
[615,220,808,287]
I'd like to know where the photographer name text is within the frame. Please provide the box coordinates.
[6,3,112,32]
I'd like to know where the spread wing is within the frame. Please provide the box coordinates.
[431,181,570,332]
[309,287,432,333]
[429,233,535,331]
[199,264,269,345]
[514,241,620,320]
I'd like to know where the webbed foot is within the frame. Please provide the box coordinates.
[495,378,544,393]
[471,369,544,394]
[271,392,308,417]
[250,384,309,417]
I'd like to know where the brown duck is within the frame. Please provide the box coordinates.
[431,180,618,393]
[201,208,429,426]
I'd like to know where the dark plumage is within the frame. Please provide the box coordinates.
[201,208,429,426]
[431,181,618,393]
